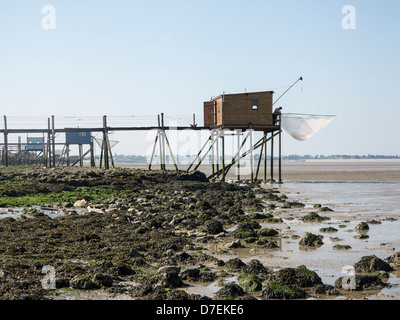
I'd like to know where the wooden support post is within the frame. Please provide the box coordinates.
[103,115,109,169]
[79,144,83,167]
[157,115,162,170]
[211,131,215,175]
[221,130,225,181]
[51,115,56,167]
[3,116,8,167]
[279,128,282,184]
[99,139,104,169]
[216,131,220,172]
[58,145,65,167]
[164,131,178,171]
[18,136,22,166]
[42,134,46,166]
[106,133,115,168]
[161,113,166,170]
[270,132,274,183]
[237,130,241,181]
[264,132,268,182]
[249,129,254,183]
[255,135,265,181]
[148,130,159,170]
[47,118,51,167]
[66,144,70,166]
[90,140,95,167]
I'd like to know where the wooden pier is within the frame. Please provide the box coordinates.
[0,113,283,183]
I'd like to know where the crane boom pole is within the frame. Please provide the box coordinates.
[273,76,303,106]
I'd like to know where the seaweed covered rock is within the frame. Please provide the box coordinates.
[354,255,393,273]
[310,284,339,296]
[225,258,247,272]
[232,221,261,239]
[319,227,338,233]
[258,228,279,237]
[299,233,324,247]
[334,274,387,291]
[294,265,323,287]
[243,259,270,279]
[255,238,280,249]
[70,276,96,290]
[272,266,322,288]
[157,266,184,288]
[179,267,217,283]
[355,222,369,232]
[301,212,330,222]
[238,273,263,292]
[262,281,307,299]
[386,252,400,269]
[205,219,224,235]
[92,273,113,288]
[215,283,245,299]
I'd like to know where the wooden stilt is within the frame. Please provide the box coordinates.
[264,131,267,182]
[103,115,109,169]
[90,140,95,167]
[163,131,179,171]
[279,128,282,184]
[221,130,225,181]
[255,135,265,181]
[18,136,22,166]
[157,115,163,170]
[66,144,70,166]
[105,133,115,168]
[3,116,8,167]
[271,132,274,183]
[47,118,51,167]
[148,131,159,170]
[237,130,241,181]
[78,144,83,167]
[51,115,56,167]
[161,113,166,170]
[249,129,254,183]
[99,139,104,169]
[211,130,215,175]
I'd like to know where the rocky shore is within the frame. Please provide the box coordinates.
[0,167,398,300]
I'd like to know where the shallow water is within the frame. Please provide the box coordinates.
[269,182,400,298]
[190,182,400,299]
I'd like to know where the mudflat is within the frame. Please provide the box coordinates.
[279,160,400,182]
[116,159,400,182]
[0,166,399,301]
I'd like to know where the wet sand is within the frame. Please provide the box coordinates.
[115,159,400,182]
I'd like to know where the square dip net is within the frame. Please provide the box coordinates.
[281,113,336,141]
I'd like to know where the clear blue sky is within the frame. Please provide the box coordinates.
[0,0,399,156]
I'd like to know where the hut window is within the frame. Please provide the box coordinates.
[252,99,258,110]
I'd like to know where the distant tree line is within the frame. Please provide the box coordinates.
[281,154,399,160]
[107,153,399,162]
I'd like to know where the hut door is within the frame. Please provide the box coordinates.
[203,101,215,126]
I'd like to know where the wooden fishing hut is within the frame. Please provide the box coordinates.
[199,90,283,183]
